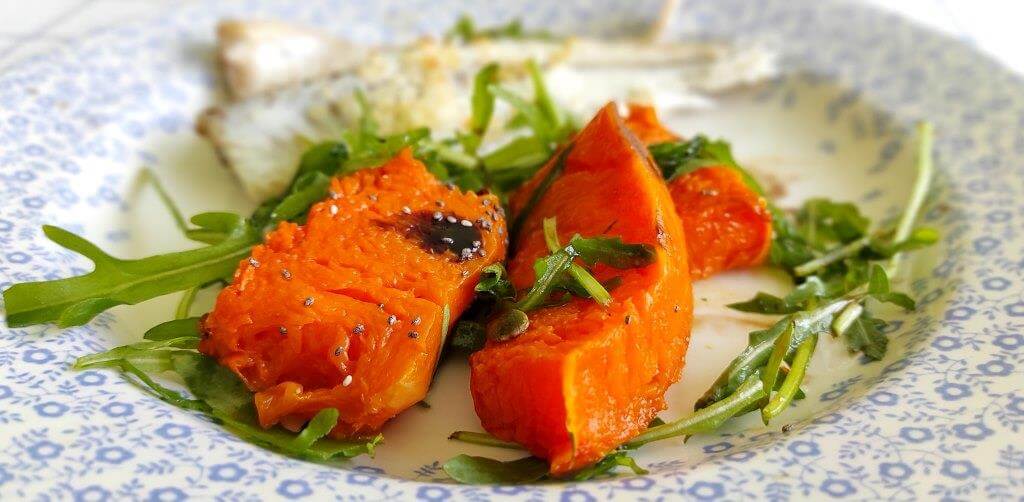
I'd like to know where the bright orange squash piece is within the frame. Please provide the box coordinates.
[200,148,507,437]
[625,104,773,279]
[469,104,693,474]
[668,167,773,279]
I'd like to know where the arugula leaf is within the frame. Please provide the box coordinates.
[865,265,915,310]
[867,263,890,295]
[648,137,708,180]
[296,141,350,178]
[3,226,258,328]
[117,359,209,411]
[516,218,630,309]
[649,136,763,194]
[175,286,199,319]
[542,219,613,306]
[290,408,342,450]
[797,199,870,247]
[569,235,656,269]
[727,292,801,315]
[443,455,548,484]
[481,138,556,196]
[564,263,612,306]
[476,264,515,300]
[343,128,431,172]
[768,214,817,270]
[172,351,252,416]
[143,317,202,341]
[184,212,249,244]
[266,172,333,225]
[839,309,888,360]
[488,60,573,150]
[74,337,199,371]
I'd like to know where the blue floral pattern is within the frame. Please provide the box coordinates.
[1,0,1023,499]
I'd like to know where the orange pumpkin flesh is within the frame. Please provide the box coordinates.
[469,104,694,474]
[200,148,508,437]
[625,104,773,278]
[668,167,773,279]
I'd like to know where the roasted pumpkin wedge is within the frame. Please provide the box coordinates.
[625,103,773,278]
[469,104,693,474]
[668,166,773,279]
[200,148,508,437]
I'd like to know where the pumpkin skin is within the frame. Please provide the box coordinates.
[470,104,694,474]
[200,148,507,437]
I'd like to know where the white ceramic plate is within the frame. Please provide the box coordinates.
[1,1,1022,500]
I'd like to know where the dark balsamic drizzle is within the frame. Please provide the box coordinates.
[391,211,485,262]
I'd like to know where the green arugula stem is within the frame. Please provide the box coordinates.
[542,217,561,251]
[762,335,816,423]
[831,301,864,336]
[571,451,647,480]
[176,286,199,319]
[140,168,190,234]
[514,251,574,311]
[625,377,766,449]
[433,142,479,170]
[759,320,794,411]
[792,236,870,277]
[482,136,551,171]
[541,218,612,306]
[887,122,934,277]
[566,263,612,305]
[449,431,525,450]
[697,298,852,409]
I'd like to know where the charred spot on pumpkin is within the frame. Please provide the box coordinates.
[199,313,211,339]
[387,211,485,262]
